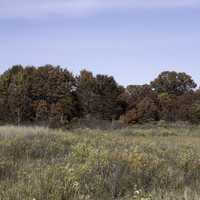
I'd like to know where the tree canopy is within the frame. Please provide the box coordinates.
[0,66,200,127]
[151,71,197,95]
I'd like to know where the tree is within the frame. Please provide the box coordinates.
[76,70,96,117]
[0,66,200,126]
[185,90,200,123]
[29,65,77,123]
[93,74,123,120]
[120,85,159,124]
[158,94,179,122]
[0,70,10,122]
[0,65,79,126]
[176,93,196,121]
[77,71,123,120]
[49,101,65,128]
[151,71,197,95]
[33,100,49,124]
[2,65,28,125]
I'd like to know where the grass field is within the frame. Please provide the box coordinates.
[0,123,200,199]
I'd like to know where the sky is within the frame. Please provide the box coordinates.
[0,0,200,86]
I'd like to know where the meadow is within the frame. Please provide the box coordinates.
[0,123,200,199]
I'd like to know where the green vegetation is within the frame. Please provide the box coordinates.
[1,65,200,127]
[1,123,200,199]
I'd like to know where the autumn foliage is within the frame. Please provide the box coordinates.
[0,66,200,126]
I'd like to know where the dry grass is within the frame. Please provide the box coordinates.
[0,123,200,199]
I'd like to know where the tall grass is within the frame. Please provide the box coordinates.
[0,124,200,199]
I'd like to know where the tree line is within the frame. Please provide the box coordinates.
[0,65,200,127]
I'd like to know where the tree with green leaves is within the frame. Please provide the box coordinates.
[94,74,123,120]
[76,70,96,118]
[1,66,27,125]
[151,71,197,95]
[77,71,123,120]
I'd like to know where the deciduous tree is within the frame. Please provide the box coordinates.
[151,71,197,95]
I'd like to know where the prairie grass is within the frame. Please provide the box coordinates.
[0,123,200,199]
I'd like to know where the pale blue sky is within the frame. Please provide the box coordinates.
[0,0,200,86]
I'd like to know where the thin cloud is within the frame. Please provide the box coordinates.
[0,0,200,19]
